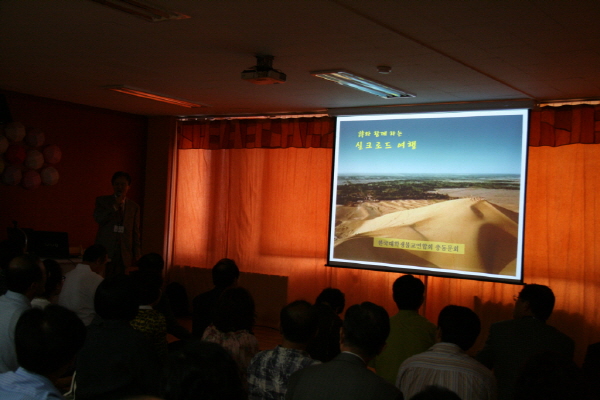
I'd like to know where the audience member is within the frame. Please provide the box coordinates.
[583,341,600,399]
[136,253,191,341]
[0,234,27,295]
[130,271,168,361]
[513,350,589,400]
[248,300,321,400]
[409,386,462,400]
[373,275,436,385]
[162,339,246,400]
[476,284,575,400]
[0,304,86,399]
[307,288,345,362]
[94,171,142,278]
[0,255,45,373]
[31,259,64,309]
[192,258,239,336]
[286,302,402,400]
[396,305,495,400]
[202,286,259,383]
[58,244,106,326]
[75,275,161,400]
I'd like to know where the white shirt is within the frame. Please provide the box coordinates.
[397,342,496,400]
[58,264,103,326]
[0,291,32,373]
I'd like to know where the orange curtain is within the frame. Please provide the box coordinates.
[172,108,600,364]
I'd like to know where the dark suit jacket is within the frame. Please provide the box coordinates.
[285,352,402,400]
[476,317,575,400]
[94,195,141,268]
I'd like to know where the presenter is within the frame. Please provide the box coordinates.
[93,171,141,278]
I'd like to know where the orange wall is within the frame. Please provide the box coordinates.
[0,91,148,250]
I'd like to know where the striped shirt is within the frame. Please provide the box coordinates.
[396,342,496,400]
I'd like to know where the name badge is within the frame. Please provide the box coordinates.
[114,225,125,233]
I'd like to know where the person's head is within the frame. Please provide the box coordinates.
[211,258,239,288]
[213,286,255,333]
[82,244,108,266]
[315,288,345,315]
[410,385,462,400]
[280,300,319,344]
[437,305,481,351]
[94,274,140,321]
[514,284,555,321]
[137,252,165,274]
[15,304,86,377]
[111,171,132,196]
[131,270,163,306]
[341,302,390,359]
[162,339,246,400]
[6,254,45,298]
[393,274,425,311]
[41,258,64,299]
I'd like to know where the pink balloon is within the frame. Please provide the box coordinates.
[6,143,26,164]
[25,128,45,147]
[25,149,44,169]
[41,166,59,185]
[4,122,26,142]
[2,165,22,185]
[43,144,62,164]
[22,169,41,190]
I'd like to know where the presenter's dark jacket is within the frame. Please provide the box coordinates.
[94,195,141,268]
[476,316,575,400]
[285,352,403,400]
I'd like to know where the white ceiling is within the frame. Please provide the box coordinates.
[1,0,600,117]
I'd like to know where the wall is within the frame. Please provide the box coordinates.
[0,91,148,251]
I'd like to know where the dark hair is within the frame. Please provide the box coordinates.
[213,287,255,333]
[518,284,555,321]
[82,244,108,264]
[393,274,425,310]
[6,254,44,294]
[111,171,132,185]
[438,305,481,351]
[212,258,239,288]
[94,275,140,321]
[162,339,246,400]
[280,300,318,344]
[315,288,345,314]
[15,305,86,376]
[42,258,63,298]
[137,252,165,274]
[342,302,390,358]
[131,270,163,306]
[410,385,462,400]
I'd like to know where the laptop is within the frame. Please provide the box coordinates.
[28,231,70,259]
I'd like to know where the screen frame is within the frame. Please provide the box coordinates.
[326,108,531,284]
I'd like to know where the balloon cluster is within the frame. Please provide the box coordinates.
[0,122,61,190]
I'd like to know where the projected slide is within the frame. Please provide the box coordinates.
[328,109,529,283]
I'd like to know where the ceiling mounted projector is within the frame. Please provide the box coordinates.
[241,55,286,85]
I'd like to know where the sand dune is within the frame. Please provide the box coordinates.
[334,198,519,275]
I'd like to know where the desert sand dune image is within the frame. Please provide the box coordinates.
[334,197,519,275]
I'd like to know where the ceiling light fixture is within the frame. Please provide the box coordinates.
[89,0,190,22]
[310,70,415,99]
[105,85,205,108]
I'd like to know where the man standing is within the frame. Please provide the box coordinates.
[285,302,402,400]
[94,171,141,277]
[248,300,320,400]
[476,284,575,400]
[0,255,45,373]
[372,275,437,385]
[397,305,496,400]
[58,245,106,326]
